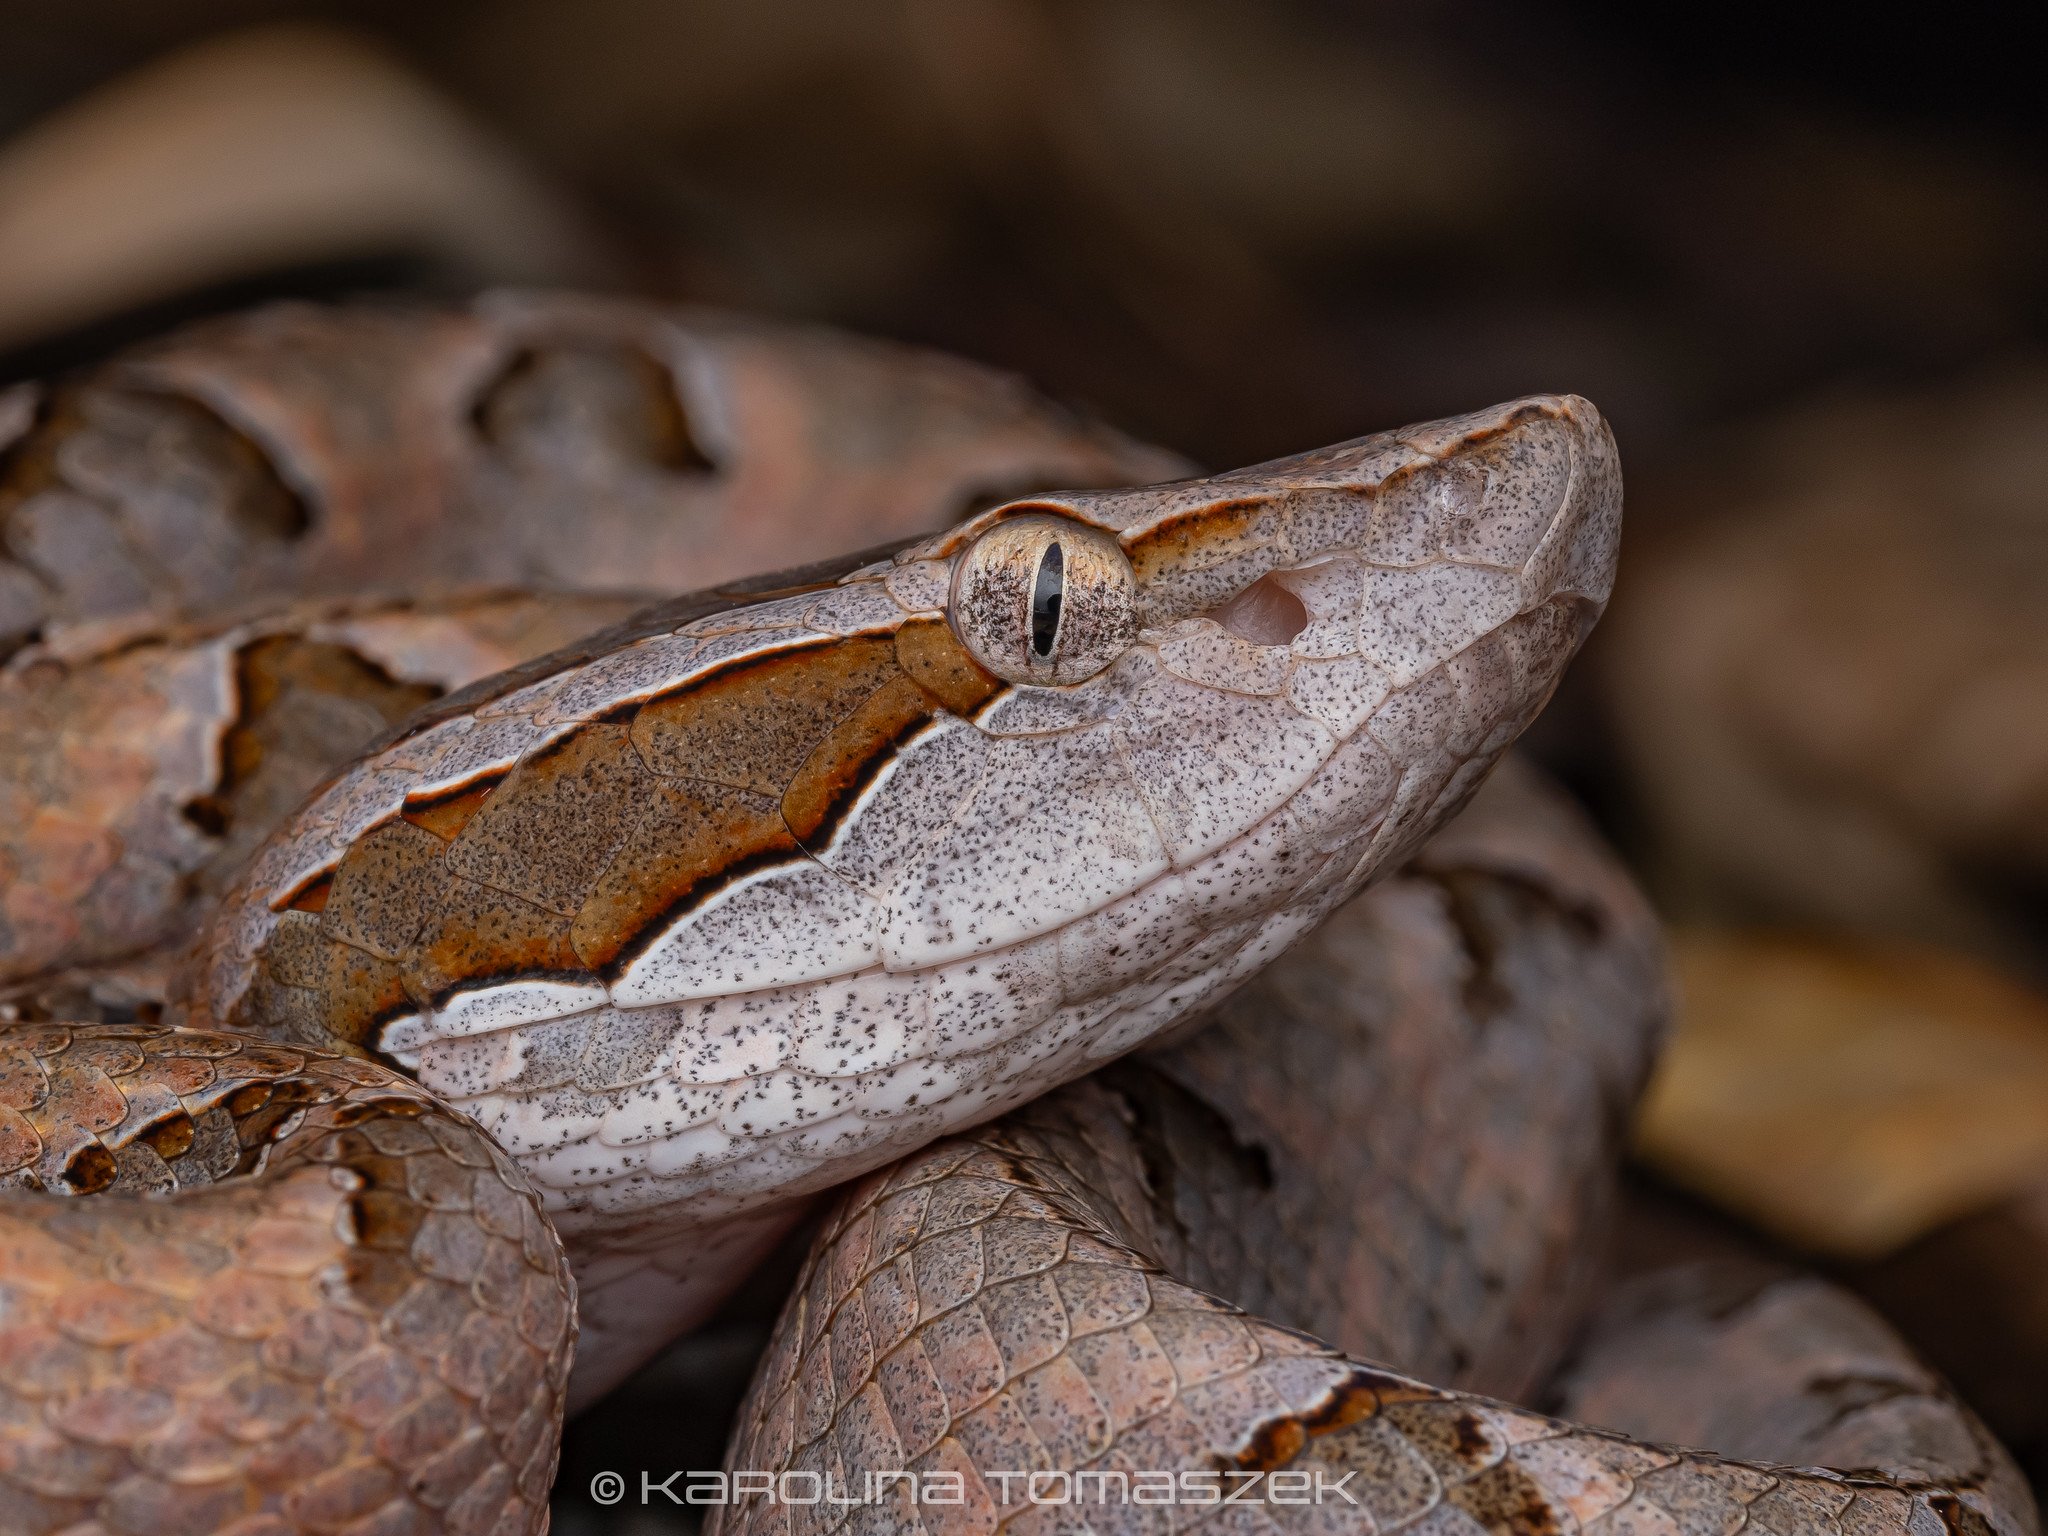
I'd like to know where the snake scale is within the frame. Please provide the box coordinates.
[0,298,2032,1536]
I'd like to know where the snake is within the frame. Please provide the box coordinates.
[0,304,2032,1536]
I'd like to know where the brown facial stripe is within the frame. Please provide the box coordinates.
[406,877,595,1011]
[1120,496,1274,584]
[586,625,1001,967]
[627,633,901,788]
[263,600,1007,1021]
[780,676,940,850]
[441,724,655,919]
[375,534,925,749]
[570,782,803,977]
[259,907,417,1050]
[401,773,506,840]
[893,616,1002,715]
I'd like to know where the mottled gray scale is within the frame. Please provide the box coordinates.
[445,723,656,917]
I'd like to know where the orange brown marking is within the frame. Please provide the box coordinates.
[570,781,798,974]
[1230,1367,1390,1471]
[444,723,655,917]
[782,675,937,849]
[629,635,901,793]
[61,1141,117,1194]
[209,635,439,844]
[313,942,416,1051]
[1121,497,1272,583]
[285,873,333,913]
[1231,1416,1309,1473]
[401,776,504,841]
[1445,1463,1567,1536]
[894,617,1003,716]
[404,878,593,1008]
[137,1110,196,1161]
[320,821,448,961]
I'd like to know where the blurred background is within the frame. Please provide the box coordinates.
[1,1,2044,1526]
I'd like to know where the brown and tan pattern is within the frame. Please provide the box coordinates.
[0,1021,573,1536]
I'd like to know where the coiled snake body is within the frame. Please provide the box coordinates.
[0,346,2029,1536]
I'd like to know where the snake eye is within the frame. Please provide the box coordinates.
[950,513,1136,686]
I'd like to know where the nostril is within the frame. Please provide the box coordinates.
[1206,573,1309,647]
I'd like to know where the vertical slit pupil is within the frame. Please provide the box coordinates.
[1030,542,1065,658]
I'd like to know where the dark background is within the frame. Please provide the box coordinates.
[3,0,2043,470]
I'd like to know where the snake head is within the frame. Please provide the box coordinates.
[195,393,1619,1243]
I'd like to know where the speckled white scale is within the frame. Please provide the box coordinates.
[531,632,706,724]
[1444,635,1518,757]
[642,1122,747,1178]
[1368,669,1463,765]
[1281,556,1368,658]
[1287,731,1401,853]
[919,934,1064,1057]
[575,1009,690,1093]
[881,560,950,614]
[797,584,905,636]
[523,1135,651,1190]
[596,1071,725,1146]
[414,1027,532,1098]
[715,1069,850,1138]
[434,978,607,1037]
[975,661,1134,736]
[784,970,928,1077]
[1442,418,1573,569]
[466,665,579,724]
[675,592,822,638]
[1265,489,1377,568]
[881,724,1169,966]
[1287,651,1395,737]
[610,857,880,1006]
[1155,621,1295,695]
[301,764,413,845]
[1114,676,1335,866]
[808,713,992,895]
[1053,871,1202,1002]
[1357,563,1526,688]
[1360,464,1464,566]
[399,711,573,800]
[465,1088,608,1159]
[649,990,796,1080]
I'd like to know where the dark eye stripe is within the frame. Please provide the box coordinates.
[1030,541,1064,658]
